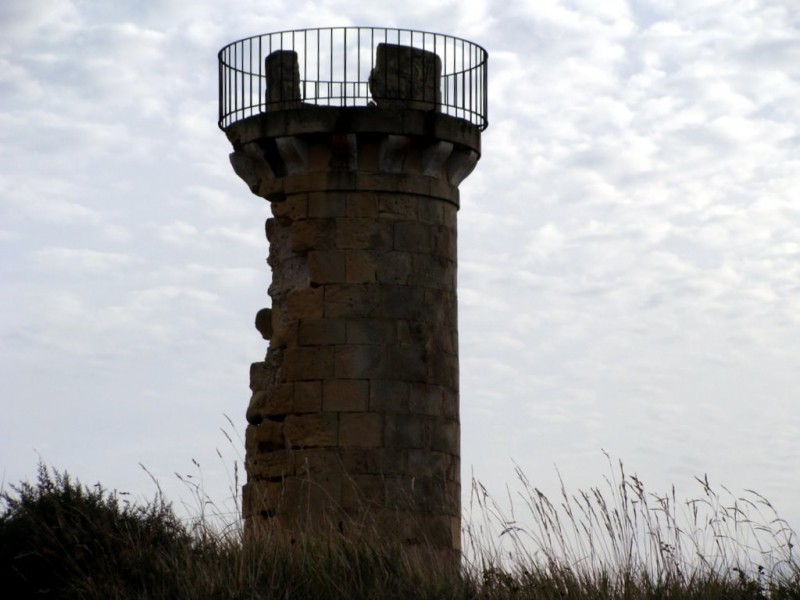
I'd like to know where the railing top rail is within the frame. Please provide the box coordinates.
[218,26,488,131]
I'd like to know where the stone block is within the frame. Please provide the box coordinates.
[375,252,411,285]
[247,390,268,425]
[292,448,343,477]
[432,225,456,259]
[432,420,459,454]
[308,191,347,218]
[249,420,285,453]
[342,474,385,510]
[417,198,445,225]
[442,203,457,229]
[294,380,322,412]
[335,345,386,379]
[247,450,295,479]
[323,379,369,412]
[249,361,272,392]
[290,219,335,252]
[340,447,407,474]
[346,318,395,345]
[395,174,432,196]
[339,412,383,447]
[255,308,273,340]
[451,516,462,551]
[285,287,323,320]
[369,380,410,413]
[271,194,308,219]
[284,413,338,448]
[346,193,379,217]
[355,172,398,193]
[335,218,379,249]
[407,449,453,480]
[308,250,345,284]
[324,284,378,319]
[408,383,443,416]
[282,347,334,381]
[428,351,458,388]
[385,345,427,383]
[298,319,346,346]
[378,194,417,218]
[270,317,298,349]
[379,285,425,320]
[384,414,433,449]
[345,250,377,283]
[442,388,459,420]
[410,254,454,290]
[265,383,294,415]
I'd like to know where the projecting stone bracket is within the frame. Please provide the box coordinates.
[331,133,358,170]
[379,134,412,173]
[255,308,273,340]
[229,151,274,195]
[275,136,309,175]
[446,149,479,187]
[421,141,454,177]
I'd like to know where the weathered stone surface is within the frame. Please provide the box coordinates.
[342,473,385,510]
[323,379,369,412]
[224,93,485,565]
[265,50,301,108]
[345,318,395,345]
[255,308,273,340]
[369,43,442,111]
[308,191,347,218]
[298,319,346,346]
[408,383,443,416]
[339,412,383,447]
[346,193,378,217]
[282,346,334,380]
[369,380,410,413]
[375,252,411,285]
[308,250,345,284]
[324,284,379,319]
[285,287,323,320]
[271,193,308,219]
[345,250,377,283]
[290,219,335,252]
[384,414,433,449]
[378,193,417,218]
[284,413,337,448]
[294,380,322,412]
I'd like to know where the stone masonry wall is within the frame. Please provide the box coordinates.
[226,107,480,567]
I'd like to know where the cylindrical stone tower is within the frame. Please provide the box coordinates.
[218,28,487,567]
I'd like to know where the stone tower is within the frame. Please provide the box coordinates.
[218,28,487,566]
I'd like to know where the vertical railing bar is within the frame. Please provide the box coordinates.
[248,39,252,117]
[303,29,307,103]
[342,27,347,106]
[468,42,473,122]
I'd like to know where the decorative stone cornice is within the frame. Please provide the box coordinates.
[227,108,480,207]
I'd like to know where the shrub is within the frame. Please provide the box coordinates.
[0,463,195,598]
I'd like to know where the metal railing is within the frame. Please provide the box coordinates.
[218,27,488,130]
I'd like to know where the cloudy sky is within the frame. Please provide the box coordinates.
[2,0,799,538]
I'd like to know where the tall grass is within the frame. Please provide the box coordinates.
[1,455,798,599]
[463,456,799,599]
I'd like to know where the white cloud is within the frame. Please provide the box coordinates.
[32,247,143,273]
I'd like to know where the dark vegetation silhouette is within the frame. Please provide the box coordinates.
[1,460,798,599]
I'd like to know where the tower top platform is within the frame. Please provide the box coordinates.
[218,27,488,131]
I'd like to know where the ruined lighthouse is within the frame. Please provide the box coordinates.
[218,27,487,566]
